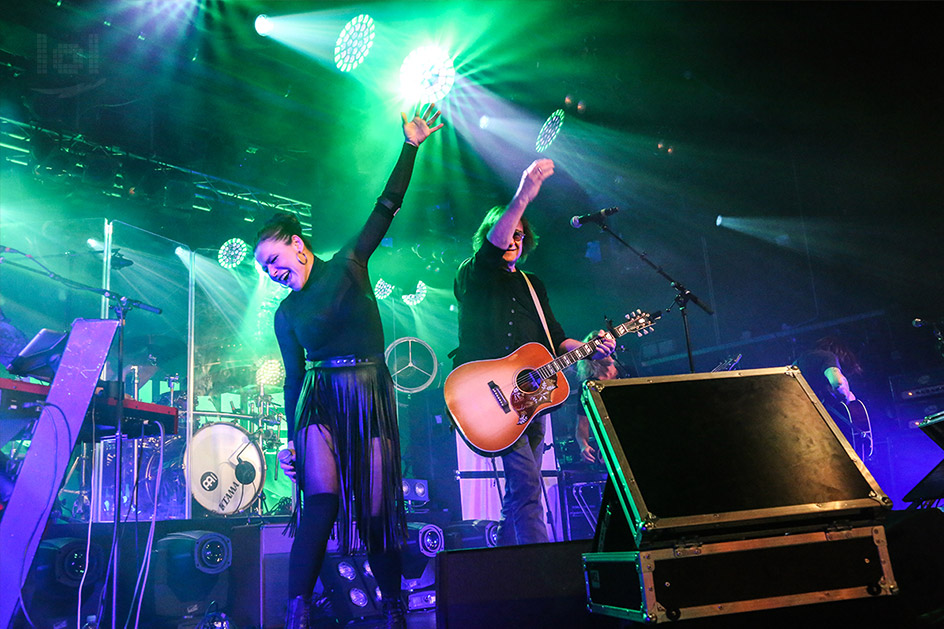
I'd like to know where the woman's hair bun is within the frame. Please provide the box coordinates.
[255,212,305,248]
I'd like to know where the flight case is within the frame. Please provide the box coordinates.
[580,366,896,623]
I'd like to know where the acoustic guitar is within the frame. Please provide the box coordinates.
[837,398,874,461]
[445,310,659,455]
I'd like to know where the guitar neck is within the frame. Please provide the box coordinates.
[534,318,646,381]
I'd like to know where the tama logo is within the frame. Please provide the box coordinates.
[218,480,240,511]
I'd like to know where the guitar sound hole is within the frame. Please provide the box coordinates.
[517,370,540,394]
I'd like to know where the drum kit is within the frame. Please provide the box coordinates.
[183,382,292,516]
[121,338,294,518]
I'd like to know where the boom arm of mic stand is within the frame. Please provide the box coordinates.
[595,223,714,373]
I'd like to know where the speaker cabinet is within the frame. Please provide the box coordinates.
[229,523,293,628]
[435,540,602,628]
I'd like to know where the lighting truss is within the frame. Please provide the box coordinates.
[0,116,312,230]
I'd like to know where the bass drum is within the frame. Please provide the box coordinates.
[185,422,265,515]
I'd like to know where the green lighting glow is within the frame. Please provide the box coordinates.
[218,238,249,269]
[374,278,394,300]
[535,109,565,153]
[399,46,455,102]
[334,14,375,72]
[401,281,427,306]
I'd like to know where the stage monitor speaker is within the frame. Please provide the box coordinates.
[582,366,892,549]
[229,523,293,629]
[435,540,601,628]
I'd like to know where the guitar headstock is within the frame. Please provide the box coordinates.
[620,309,661,337]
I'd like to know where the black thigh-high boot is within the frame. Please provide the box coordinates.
[286,493,340,629]
[367,516,405,629]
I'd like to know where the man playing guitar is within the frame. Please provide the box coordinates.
[795,336,873,460]
[451,158,616,546]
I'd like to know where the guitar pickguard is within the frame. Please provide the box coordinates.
[510,374,559,425]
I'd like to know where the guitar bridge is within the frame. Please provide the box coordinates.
[488,380,511,414]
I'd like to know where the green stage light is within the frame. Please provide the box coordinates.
[399,46,455,102]
[254,14,273,37]
[335,14,375,72]
[401,281,427,307]
[218,238,249,269]
[256,358,285,387]
[535,109,565,153]
[374,278,394,300]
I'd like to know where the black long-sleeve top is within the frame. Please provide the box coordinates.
[795,349,841,405]
[453,240,567,369]
[274,143,417,437]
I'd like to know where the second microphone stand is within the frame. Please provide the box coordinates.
[593,219,714,373]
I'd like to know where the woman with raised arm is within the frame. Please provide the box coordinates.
[254,105,442,629]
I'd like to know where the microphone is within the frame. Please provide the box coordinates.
[570,207,619,228]
[235,459,256,485]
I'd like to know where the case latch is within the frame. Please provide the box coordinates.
[672,540,704,558]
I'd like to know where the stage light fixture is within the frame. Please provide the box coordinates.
[478,115,490,129]
[405,521,444,559]
[374,278,394,300]
[444,519,500,550]
[399,45,455,102]
[716,215,724,227]
[151,530,232,617]
[535,109,565,153]
[337,560,357,581]
[254,14,273,37]
[401,280,427,306]
[321,554,382,623]
[35,537,104,588]
[402,478,429,502]
[349,587,369,607]
[22,538,105,628]
[335,14,375,72]
[218,237,249,269]
[255,358,285,387]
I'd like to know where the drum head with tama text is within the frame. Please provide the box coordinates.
[185,422,265,514]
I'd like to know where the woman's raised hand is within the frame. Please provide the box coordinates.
[402,103,444,147]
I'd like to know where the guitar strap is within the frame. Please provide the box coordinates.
[520,271,556,355]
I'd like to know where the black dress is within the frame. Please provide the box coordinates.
[273,143,418,553]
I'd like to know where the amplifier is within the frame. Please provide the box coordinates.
[889,369,944,402]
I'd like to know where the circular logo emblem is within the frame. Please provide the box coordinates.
[200,471,219,492]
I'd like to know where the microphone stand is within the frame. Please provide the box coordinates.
[0,245,161,628]
[592,222,714,373]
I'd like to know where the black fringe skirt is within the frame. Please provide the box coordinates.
[292,357,406,554]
